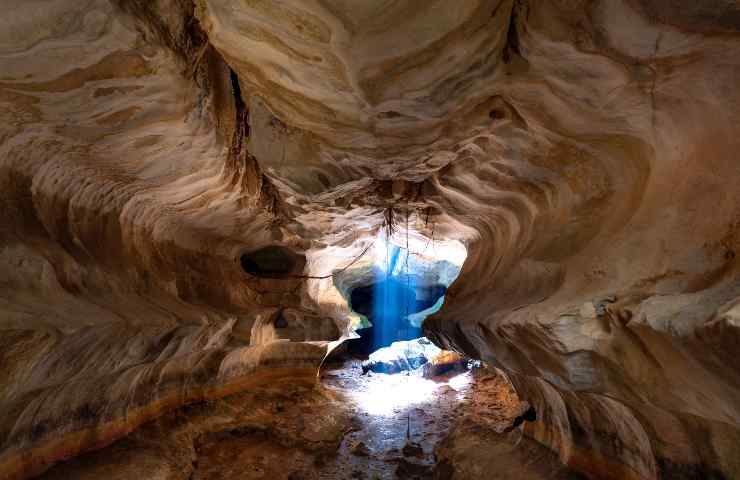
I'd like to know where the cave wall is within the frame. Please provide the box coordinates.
[0,2,337,477]
[421,2,740,477]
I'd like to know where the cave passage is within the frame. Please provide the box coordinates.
[346,236,459,358]
[350,278,446,350]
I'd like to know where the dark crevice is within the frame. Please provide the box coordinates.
[649,32,662,131]
[273,309,289,328]
[229,68,249,137]
[225,64,270,203]
[112,0,207,66]
[240,246,305,278]
[503,0,526,64]
[505,406,537,432]
[229,68,245,114]
[377,110,403,119]
[225,67,285,218]
[488,96,527,128]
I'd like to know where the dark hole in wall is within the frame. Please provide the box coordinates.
[505,406,537,432]
[274,310,288,328]
[240,245,304,278]
[378,110,403,119]
[490,109,505,120]
[316,172,330,188]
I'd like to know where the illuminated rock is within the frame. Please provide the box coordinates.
[361,337,441,374]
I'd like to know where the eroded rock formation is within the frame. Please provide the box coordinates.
[1,0,740,478]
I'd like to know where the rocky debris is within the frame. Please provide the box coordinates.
[434,369,581,479]
[437,385,457,396]
[32,355,563,479]
[361,337,441,374]
[402,441,425,459]
[395,457,433,479]
[422,350,467,378]
[36,376,353,480]
[350,469,366,479]
[349,441,371,457]
[0,333,330,480]
[434,428,579,480]
[462,370,527,434]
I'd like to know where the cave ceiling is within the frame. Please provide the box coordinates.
[2,1,740,479]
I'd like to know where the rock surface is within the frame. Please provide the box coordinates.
[32,364,542,480]
[362,337,441,374]
[1,0,740,478]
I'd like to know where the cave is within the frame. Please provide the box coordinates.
[240,245,304,278]
[2,1,740,479]
[334,236,463,364]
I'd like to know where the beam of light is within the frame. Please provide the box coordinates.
[370,234,420,351]
[366,231,467,352]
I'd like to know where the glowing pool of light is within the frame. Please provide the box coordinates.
[351,371,472,416]
[448,371,473,390]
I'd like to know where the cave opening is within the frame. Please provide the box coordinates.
[337,233,467,380]
[349,277,447,352]
[240,245,305,278]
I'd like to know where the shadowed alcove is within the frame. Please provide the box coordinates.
[240,245,305,278]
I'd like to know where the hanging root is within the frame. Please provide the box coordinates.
[384,207,397,239]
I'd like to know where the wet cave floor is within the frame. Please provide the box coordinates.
[39,361,581,480]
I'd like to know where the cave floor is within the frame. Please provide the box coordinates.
[38,360,578,480]
[317,360,475,479]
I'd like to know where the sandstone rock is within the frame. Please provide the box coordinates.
[2,0,740,478]
[361,338,441,374]
[350,441,371,457]
[402,441,424,459]
[423,350,467,378]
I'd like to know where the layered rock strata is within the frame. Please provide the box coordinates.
[1,0,740,478]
